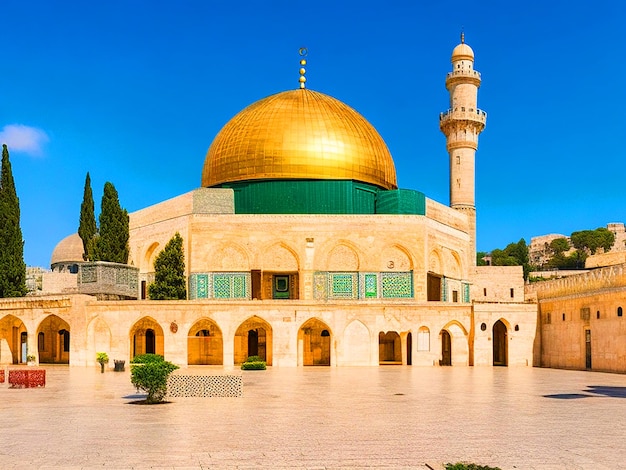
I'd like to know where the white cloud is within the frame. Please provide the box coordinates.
[0,124,49,156]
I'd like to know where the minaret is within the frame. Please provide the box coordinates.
[439,33,486,265]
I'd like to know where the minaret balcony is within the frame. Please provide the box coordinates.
[445,69,482,87]
[446,69,481,80]
[439,108,487,127]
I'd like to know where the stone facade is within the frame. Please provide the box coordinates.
[528,263,626,373]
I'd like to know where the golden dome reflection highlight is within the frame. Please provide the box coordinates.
[201,88,397,190]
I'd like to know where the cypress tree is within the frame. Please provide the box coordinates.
[78,172,96,260]
[149,232,186,300]
[0,144,27,297]
[91,182,129,263]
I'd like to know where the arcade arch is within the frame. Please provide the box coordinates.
[234,316,272,365]
[130,317,164,359]
[379,331,401,364]
[0,314,27,364]
[37,314,71,364]
[298,318,332,366]
[188,318,223,365]
[439,322,469,366]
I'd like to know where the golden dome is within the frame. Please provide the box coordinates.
[451,43,474,62]
[201,88,397,189]
[50,233,84,267]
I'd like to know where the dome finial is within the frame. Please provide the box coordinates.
[298,47,308,89]
[461,30,465,44]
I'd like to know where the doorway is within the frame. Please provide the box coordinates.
[492,320,508,366]
[440,330,451,366]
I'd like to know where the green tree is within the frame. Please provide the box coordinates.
[490,238,531,280]
[149,232,187,300]
[571,228,615,255]
[78,172,97,260]
[0,144,27,298]
[476,251,488,266]
[90,182,129,263]
[549,237,570,255]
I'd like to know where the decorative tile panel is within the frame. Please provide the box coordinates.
[329,273,358,299]
[189,273,250,300]
[381,272,413,298]
[364,273,378,298]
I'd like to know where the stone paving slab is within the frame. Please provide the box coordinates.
[1,365,626,469]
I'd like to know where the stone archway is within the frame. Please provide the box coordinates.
[493,320,508,366]
[440,329,452,366]
[379,331,401,364]
[37,315,71,364]
[0,314,27,364]
[299,318,332,366]
[234,316,272,365]
[130,317,164,359]
[188,318,223,365]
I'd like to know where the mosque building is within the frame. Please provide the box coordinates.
[0,37,538,369]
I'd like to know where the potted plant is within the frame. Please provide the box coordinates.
[96,352,109,373]
[26,354,36,366]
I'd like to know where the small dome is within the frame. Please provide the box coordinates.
[202,88,397,190]
[50,233,84,267]
[452,42,474,62]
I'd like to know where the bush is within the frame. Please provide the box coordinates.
[241,355,266,370]
[241,361,266,370]
[131,353,165,364]
[445,464,502,470]
[130,354,179,403]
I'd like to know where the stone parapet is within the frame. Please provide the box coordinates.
[529,263,626,300]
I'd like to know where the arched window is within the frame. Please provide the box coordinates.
[618,307,623,317]
[417,327,430,351]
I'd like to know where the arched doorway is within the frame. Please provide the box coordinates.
[0,314,27,364]
[130,317,164,359]
[37,315,71,364]
[188,318,223,365]
[298,318,331,366]
[234,316,272,365]
[492,320,508,366]
[378,331,401,364]
[440,329,452,366]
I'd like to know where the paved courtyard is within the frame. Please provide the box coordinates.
[1,365,625,469]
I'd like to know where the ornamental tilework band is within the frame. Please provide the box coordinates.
[189,273,249,300]
[381,272,413,298]
[313,271,413,300]
[329,273,358,299]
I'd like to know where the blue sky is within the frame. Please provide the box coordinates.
[2,0,625,267]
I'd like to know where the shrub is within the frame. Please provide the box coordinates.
[131,353,164,364]
[130,354,179,403]
[445,464,502,470]
[241,361,266,370]
[241,355,266,370]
